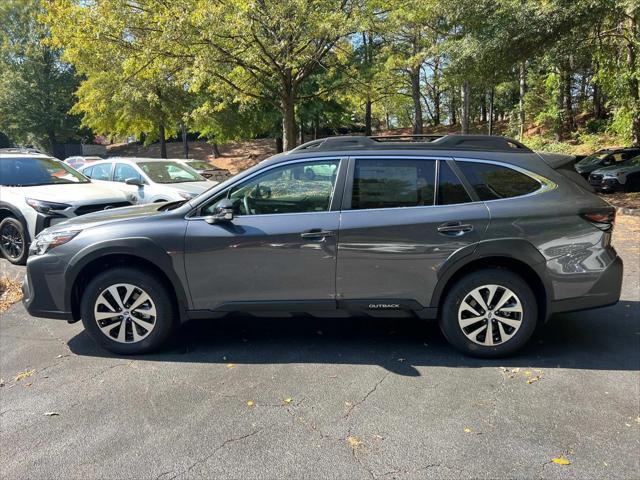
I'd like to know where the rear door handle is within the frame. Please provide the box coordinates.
[437,222,473,235]
[300,229,335,239]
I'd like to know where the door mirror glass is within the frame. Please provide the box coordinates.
[205,199,234,224]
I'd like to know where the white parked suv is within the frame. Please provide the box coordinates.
[0,150,134,264]
[78,157,216,204]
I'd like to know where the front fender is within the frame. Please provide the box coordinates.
[64,237,190,318]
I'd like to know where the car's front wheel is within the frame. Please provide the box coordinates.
[80,268,176,354]
[0,217,29,265]
[439,268,538,358]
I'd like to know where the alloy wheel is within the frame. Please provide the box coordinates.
[457,284,523,346]
[94,283,157,343]
[0,222,24,260]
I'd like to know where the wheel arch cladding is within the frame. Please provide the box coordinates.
[432,245,549,321]
[67,240,189,322]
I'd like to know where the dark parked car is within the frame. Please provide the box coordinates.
[23,135,623,358]
[589,154,640,192]
[574,148,640,178]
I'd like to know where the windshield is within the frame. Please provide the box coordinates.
[577,152,609,167]
[187,161,213,170]
[0,157,90,186]
[138,161,205,184]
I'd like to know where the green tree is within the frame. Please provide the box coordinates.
[0,0,88,152]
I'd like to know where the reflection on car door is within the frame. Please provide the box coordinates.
[336,157,490,310]
[184,158,345,311]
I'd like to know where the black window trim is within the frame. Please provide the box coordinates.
[188,156,348,219]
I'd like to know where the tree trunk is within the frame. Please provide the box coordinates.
[281,96,297,151]
[181,122,189,159]
[313,113,320,140]
[627,13,640,146]
[518,60,527,141]
[461,80,470,134]
[450,91,457,125]
[159,123,167,159]
[488,87,494,135]
[275,137,283,153]
[593,82,605,119]
[410,67,423,134]
[481,92,487,123]
[564,69,574,133]
[47,130,57,153]
[211,142,221,158]
[364,96,372,136]
[555,69,564,142]
[298,120,304,145]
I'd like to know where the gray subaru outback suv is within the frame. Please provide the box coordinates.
[22,135,623,357]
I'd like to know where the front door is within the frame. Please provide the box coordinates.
[184,158,344,311]
[336,157,489,310]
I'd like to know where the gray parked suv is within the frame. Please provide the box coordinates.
[22,135,623,357]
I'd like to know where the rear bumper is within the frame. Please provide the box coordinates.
[549,255,623,315]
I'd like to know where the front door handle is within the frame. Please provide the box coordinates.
[437,222,473,236]
[300,229,335,239]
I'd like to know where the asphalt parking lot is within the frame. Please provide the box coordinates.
[1,216,639,480]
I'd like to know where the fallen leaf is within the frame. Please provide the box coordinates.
[527,375,542,384]
[0,378,4,387]
[347,436,362,448]
[246,400,255,407]
[552,456,571,465]
[464,427,472,433]
[15,369,35,382]
[283,397,293,405]
[42,412,59,417]
[226,363,236,369]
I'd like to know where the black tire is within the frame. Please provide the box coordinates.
[80,268,177,354]
[439,268,538,358]
[0,216,29,265]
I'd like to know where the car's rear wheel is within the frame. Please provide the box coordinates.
[439,268,538,358]
[0,217,29,265]
[80,268,176,354]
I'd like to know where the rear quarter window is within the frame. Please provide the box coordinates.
[456,161,541,200]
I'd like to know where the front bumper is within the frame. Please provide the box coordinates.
[593,178,624,192]
[549,255,623,314]
[22,254,73,321]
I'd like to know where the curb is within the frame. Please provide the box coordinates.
[616,207,640,217]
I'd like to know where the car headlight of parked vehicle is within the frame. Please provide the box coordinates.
[30,230,80,255]
[25,198,71,214]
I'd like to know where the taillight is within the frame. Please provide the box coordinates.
[580,208,616,231]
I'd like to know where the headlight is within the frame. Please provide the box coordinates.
[26,198,71,214]
[30,230,80,255]
[179,192,197,200]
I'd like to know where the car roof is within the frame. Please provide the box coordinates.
[0,152,55,160]
[107,157,184,163]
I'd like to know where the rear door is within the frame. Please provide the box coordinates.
[336,156,489,310]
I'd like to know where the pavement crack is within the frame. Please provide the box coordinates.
[170,429,262,479]
[343,372,390,420]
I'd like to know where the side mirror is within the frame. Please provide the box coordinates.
[204,199,234,224]
[125,177,144,187]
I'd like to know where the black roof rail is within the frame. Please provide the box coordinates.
[290,134,532,153]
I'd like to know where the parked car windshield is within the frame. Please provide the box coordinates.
[576,152,609,166]
[0,157,90,186]
[138,161,205,183]
[627,155,640,166]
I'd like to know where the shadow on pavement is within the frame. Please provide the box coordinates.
[67,300,640,376]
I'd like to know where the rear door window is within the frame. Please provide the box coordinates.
[351,158,435,209]
[456,161,541,200]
